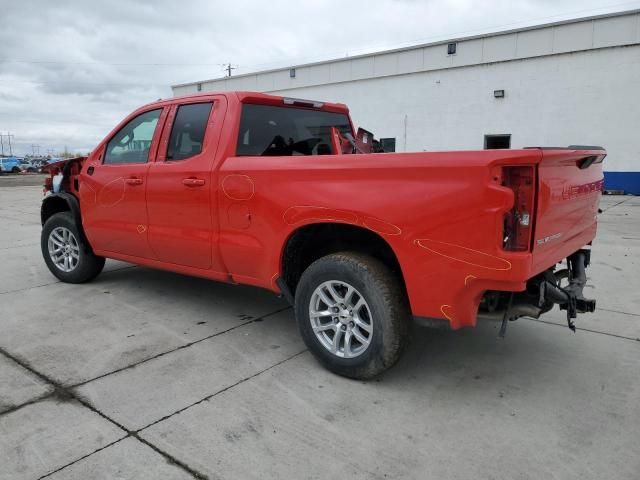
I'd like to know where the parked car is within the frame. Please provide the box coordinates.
[19,159,37,173]
[28,158,47,170]
[39,92,604,378]
[34,158,63,173]
[33,160,46,171]
[0,157,21,173]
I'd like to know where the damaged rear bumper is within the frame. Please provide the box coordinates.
[480,249,596,333]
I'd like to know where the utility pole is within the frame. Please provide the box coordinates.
[0,133,14,156]
[6,133,13,156]
[224,63,237,77]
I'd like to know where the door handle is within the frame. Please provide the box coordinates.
[125,177,143,185]
[182,178,205,187]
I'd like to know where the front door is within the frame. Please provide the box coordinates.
[80,108,165,259]
[146,96,227,270]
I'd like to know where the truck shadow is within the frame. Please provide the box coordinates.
[97,264,584,390]
[97,262,289,320]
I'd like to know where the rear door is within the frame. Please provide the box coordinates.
[146,95,227,270]
[80,107,166,259]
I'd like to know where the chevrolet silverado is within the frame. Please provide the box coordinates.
[40,92,604,378]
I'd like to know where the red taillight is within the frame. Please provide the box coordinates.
[502,166,536,251]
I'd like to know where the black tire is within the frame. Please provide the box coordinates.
[41,212,105,283]
[294,252,410,379]
[11,167,20,173]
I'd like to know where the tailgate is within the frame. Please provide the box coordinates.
[531,147,605,274]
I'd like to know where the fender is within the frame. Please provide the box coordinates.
[41,193,93,251]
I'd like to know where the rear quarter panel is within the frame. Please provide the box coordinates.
[217,149,545,328]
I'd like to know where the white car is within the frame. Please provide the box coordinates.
[19,159,37,173]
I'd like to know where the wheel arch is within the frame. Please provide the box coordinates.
[41,193,93,250]
[279,222,407,302]
[41,193,81,225]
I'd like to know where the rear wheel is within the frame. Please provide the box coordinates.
[294,252,410,379]
[41,212,105,283]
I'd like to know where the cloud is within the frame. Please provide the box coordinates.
[0,0,633,155]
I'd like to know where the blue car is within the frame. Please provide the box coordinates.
[0,157,22,173]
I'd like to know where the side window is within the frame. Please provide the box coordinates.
[236,104,352,156]
[104,109,161,164]
[166,102,213,161]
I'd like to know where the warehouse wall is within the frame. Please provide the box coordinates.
[173,12,640,97]
[173,11,640,192]
[267,47,639,169]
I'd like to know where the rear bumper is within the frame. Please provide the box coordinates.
[479,248,596,330]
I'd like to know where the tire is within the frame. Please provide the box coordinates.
[41,212,105,283]
[294,252,410,379]
[11,167,20,173]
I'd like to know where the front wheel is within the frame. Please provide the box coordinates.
[294,252,410,379]
[41,212,105,283]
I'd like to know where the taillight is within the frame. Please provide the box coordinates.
[502,166,536,251]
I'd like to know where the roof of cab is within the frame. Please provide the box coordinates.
[139,91,349,114]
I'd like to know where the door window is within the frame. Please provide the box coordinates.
[166,102,213,161]
[104,109,162,164]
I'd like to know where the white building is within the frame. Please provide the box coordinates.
[173,9,640,194]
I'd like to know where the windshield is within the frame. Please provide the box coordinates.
[236,104,352,156]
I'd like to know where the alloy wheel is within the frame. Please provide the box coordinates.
[48,227,80,272]
[309,280,373,358]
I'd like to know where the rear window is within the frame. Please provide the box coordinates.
[236,104,352,156]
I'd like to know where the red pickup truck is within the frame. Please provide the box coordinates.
[40,92,604,378]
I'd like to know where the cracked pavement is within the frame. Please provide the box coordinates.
[1,182,639,479]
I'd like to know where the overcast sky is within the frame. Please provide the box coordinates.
[1,0,638,156]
